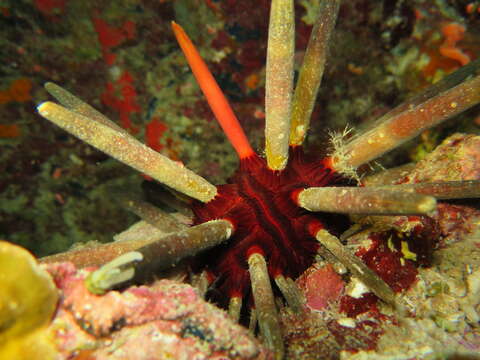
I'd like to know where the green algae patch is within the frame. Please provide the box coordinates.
[0,241,59,359]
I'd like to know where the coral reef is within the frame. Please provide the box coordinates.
[46,262,271,359]
[1,0,480,359]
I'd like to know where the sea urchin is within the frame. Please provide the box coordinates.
[37,1,480,358]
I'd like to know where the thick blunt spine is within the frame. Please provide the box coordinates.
[290,0,340,146]
[265,0,295,170]
[37,101,217,202]
[315,229,398,308]
[248,251,284,359]
[85,219,234,294]
[297,186,437,215]
[44,82,127,134]
[375,181,480,200]
[332,61,480,172]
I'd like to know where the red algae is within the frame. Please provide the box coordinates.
[0,78,32,104]
[440,23,471,66]
[326,319,384,352]
[339,293,380,318]
[92,17,136,66]
[145,117,168,152]
[357,233,419,292]
[338,227,424,320]
[34,0,67,17]
[100,70,140,133]
[0,124,21,138]
[91,13,141,134]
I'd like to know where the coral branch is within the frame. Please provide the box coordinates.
[171,22,254,160]
[37,101,218,202]
[265,0,294,170]
[290,0,340,146]
[248,251,284,359]
[297,186,437,215]
[333,59,480,171]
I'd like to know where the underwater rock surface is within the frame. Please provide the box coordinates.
[46,261,271,360]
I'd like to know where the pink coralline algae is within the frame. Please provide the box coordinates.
[436,203,480,244]
[45,262,272,360]
[297,264,344,312]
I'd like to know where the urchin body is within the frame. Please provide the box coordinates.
[192,148,346,298]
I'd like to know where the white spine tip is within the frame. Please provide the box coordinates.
[36,101,50,114]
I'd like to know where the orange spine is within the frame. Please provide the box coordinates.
[171,22,255,159]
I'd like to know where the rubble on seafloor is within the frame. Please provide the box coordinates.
[1,133,479,360]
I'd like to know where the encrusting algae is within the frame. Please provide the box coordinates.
[0,241,59,360]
